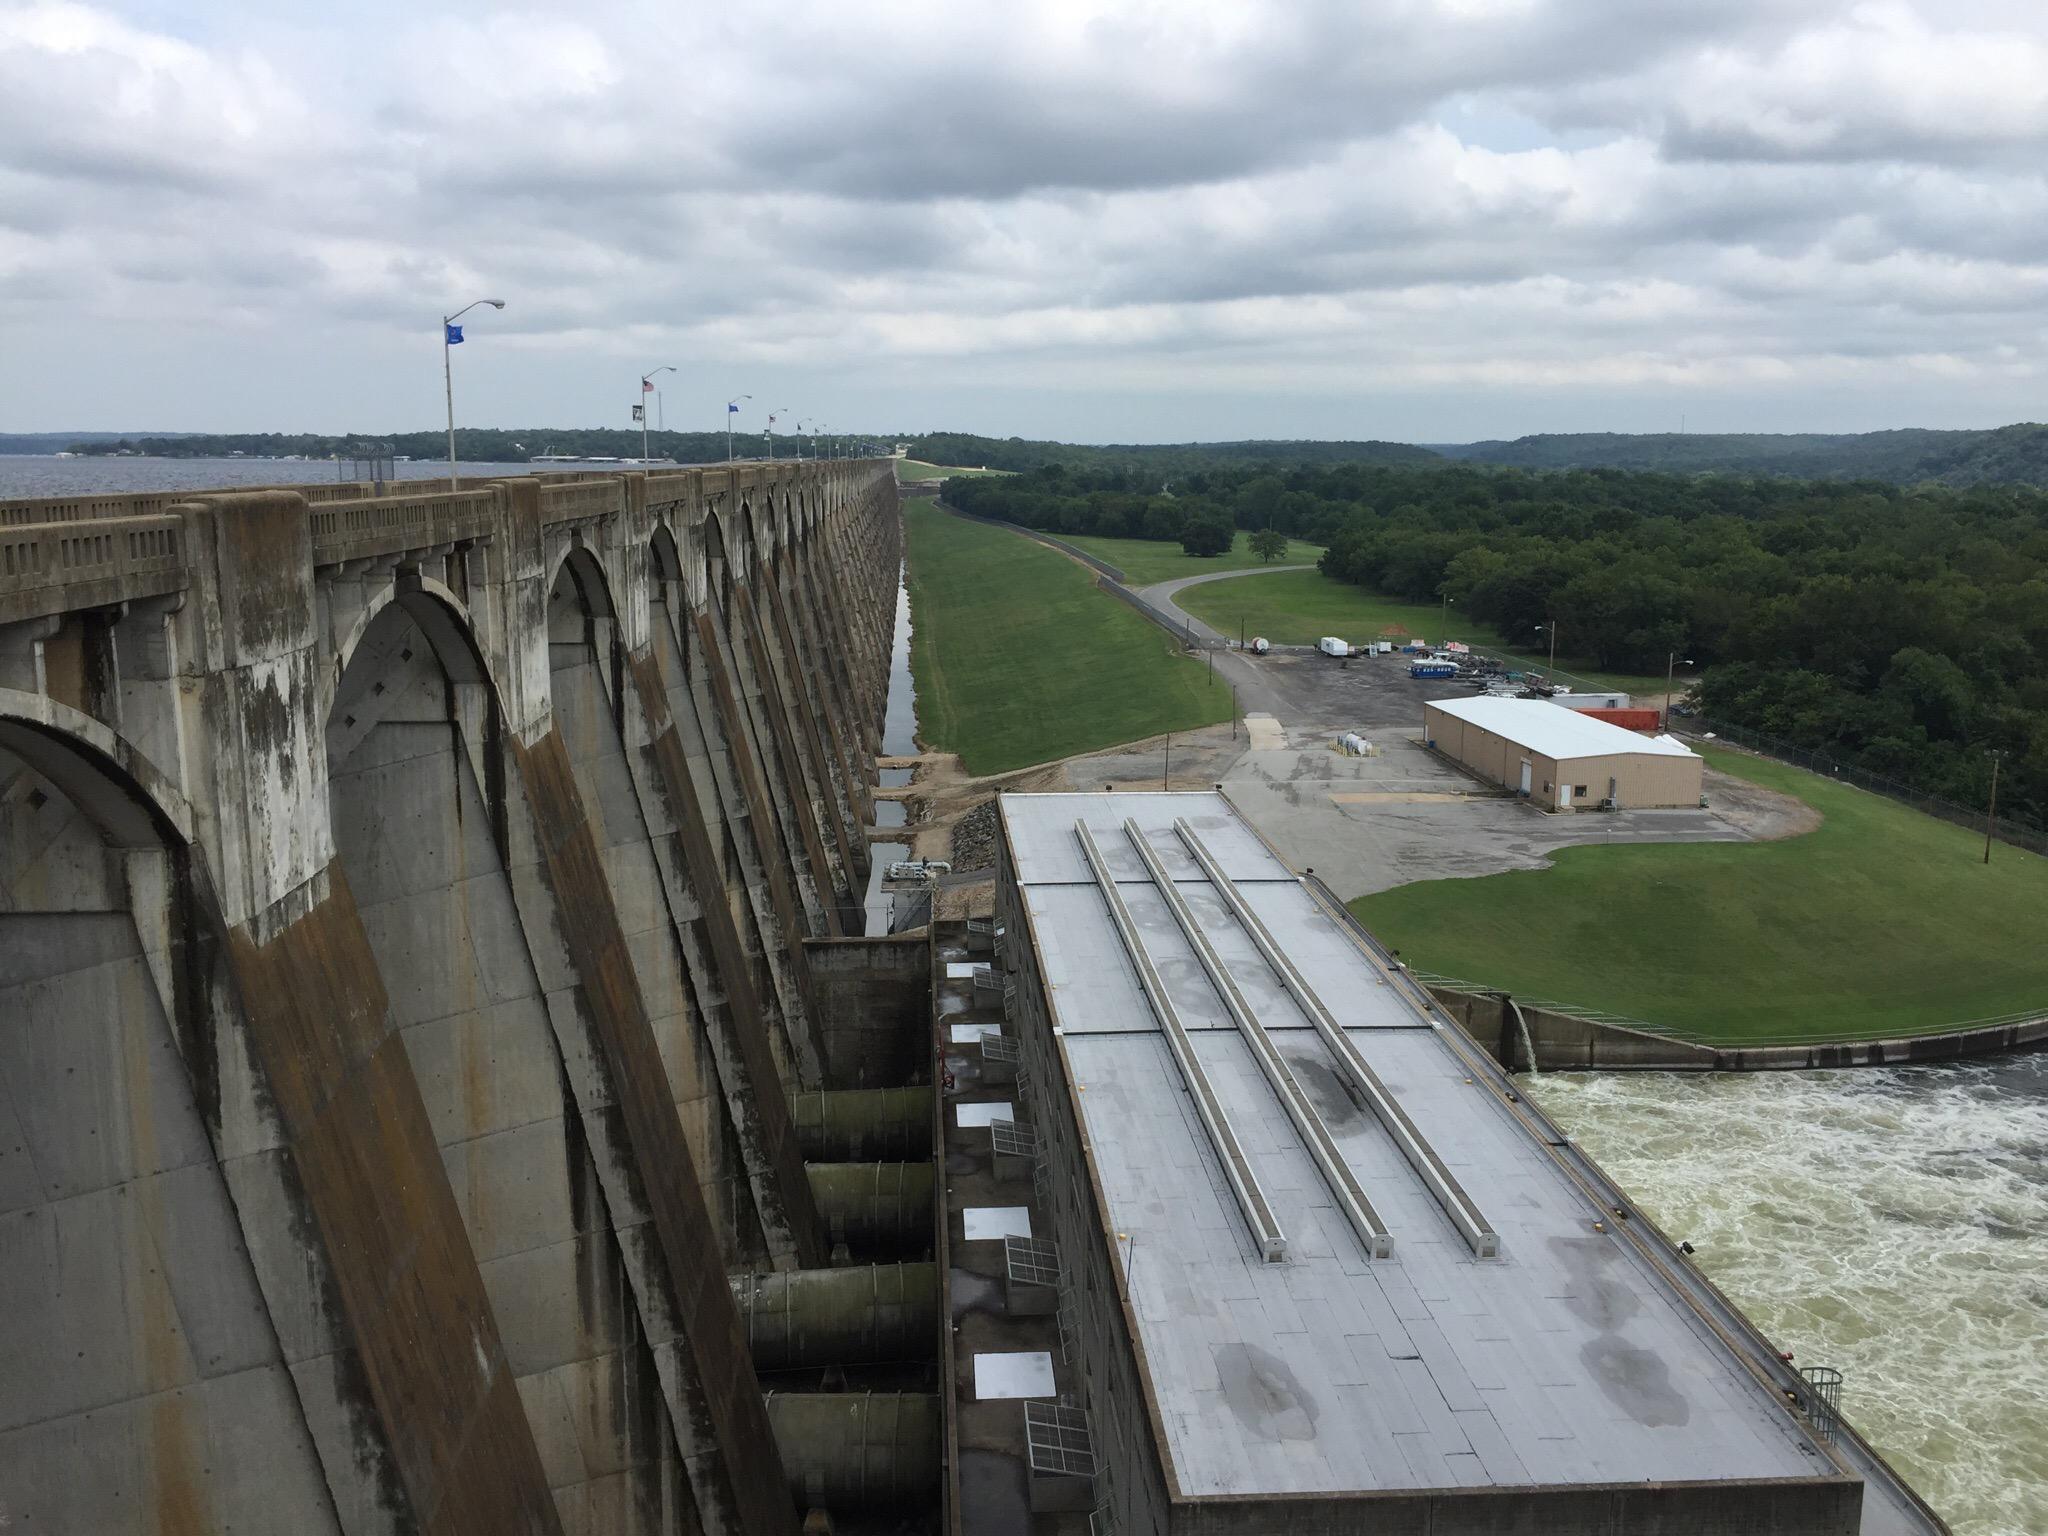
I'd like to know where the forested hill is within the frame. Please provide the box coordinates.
[905,433,1440,474]
[1435,423,2048,487]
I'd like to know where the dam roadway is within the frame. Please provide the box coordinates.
[0,462,917,1535]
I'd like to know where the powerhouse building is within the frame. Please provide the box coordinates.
[992,790,1938,1536]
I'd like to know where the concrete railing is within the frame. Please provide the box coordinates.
[309,488,503,568]
[1,460,896,622]
[538,479,620,526]
[0,513,189,624]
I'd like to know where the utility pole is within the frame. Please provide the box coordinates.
[1985,751,2002,865]
[1232,683,1238,739]
[1163,735,1171,790]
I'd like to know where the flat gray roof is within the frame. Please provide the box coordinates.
[1001,791,1832,1499]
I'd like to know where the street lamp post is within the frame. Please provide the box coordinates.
[1663,652,1694,730]
[1533,621,1557,685]
[640,365,676,463]
[768,408,791,463]
[442,298,506,491]
[726,395,751,463]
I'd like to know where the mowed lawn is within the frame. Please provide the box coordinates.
[1177,568,1667,692]
[904,503,1234,775]
[1062,531,1324,585]
[1351,749,2048,1043]
[1178,567,1445,647]
[895,460,1008,482]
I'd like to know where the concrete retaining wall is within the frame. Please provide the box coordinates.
[1430,985,2048,1073]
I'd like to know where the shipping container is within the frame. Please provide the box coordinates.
[1575,706,1664,732]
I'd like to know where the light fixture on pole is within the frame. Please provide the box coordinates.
[768,407,790,462]
[1663,652,1694,730]
[1534,620,1557,681]
[640,365,676,463]
[441,298,506,491]
[726,395,751,463]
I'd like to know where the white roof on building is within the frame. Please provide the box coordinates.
[1426,695,1697,762]
[998,791,1825,1501]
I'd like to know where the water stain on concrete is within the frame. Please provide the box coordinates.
[1581,1337,1691,1427]
[1217,1342,1318,1442]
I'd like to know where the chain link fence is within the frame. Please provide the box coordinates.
[1683,719,2047,858]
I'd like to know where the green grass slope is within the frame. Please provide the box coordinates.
[1061,531,1324,585]
[1352,749,2048,1043]
[904,503,1234,775]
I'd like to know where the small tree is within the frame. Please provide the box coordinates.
[1249,527,1288,564]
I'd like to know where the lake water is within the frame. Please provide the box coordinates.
[1532,1057,2048,1536]
[0,454,544,500]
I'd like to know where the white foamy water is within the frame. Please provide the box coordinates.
[1531,1059,2048,1536]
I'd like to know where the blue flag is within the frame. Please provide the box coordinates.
[445,323,464,345]
[727,401,739,413]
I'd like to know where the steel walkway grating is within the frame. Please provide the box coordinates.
[1025,1400,1098,1479]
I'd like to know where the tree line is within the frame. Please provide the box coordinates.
[949,458,2048,831]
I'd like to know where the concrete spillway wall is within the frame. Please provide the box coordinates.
[0,460,905,1536]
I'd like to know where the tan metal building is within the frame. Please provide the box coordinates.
[1424,696,1703,809]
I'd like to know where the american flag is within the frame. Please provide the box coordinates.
[642,377,654,392]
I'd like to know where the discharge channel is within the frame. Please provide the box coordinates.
[864,564,918,932]
[1531,1057,2048,1536]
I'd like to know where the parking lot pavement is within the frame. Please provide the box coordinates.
[1214,708,1751,902]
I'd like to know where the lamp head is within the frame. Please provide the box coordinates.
[487,299,506,309]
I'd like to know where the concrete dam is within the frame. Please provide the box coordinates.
[0,461,928,1536]
[1,460,1950,1536]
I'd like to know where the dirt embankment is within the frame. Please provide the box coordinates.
[1701,762,1822,840]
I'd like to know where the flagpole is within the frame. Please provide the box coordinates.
[726,394,750,464]
[443,325,457,491]
[440,297,506,492]
[641,365,675,464]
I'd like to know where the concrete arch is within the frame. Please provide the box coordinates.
[322,573,490,739]
[0,688,195,848]
[650,520,685,586]
[0,695,350,1534]
[549,537,618,619]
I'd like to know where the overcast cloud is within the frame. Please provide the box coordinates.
[2,0,2045,441]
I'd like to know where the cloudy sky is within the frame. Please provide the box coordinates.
[3,0,2046,442]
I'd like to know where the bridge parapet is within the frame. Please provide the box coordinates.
[309,485,502,567]
[0,512,188,625]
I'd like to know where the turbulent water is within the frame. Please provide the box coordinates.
[1532,1059,2048,1536]
[0,454,543,498]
